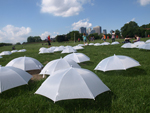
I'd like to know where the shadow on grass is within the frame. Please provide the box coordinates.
[0,80,44,99]
[56,91,114,113]
[96,67,147,77]
[79,61,94,66]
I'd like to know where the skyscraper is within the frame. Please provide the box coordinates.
[103,29,107,34]
[93,26,101,35]
[79,27,86,34]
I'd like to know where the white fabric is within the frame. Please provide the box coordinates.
[0,66,32,93]
[6,56,43,71]
[0,51,11,56]
[94,54,140,72]
[121,43,137,48]
[35,67,110,102]
[63,53,90,63]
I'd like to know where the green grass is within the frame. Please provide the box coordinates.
[0,38,150,113]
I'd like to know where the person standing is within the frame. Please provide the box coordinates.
[47,35,51,47]
[103,34,106,42]
[111,31,115,42]
[82,33,88,45]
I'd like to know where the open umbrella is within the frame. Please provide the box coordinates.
[138,43,150,50]
[63,52,90,63]
[121,43,137,48]
[94,54,140,72]
[35,67,110,102]
[146,39,150,43]
[101,42,110,45]
[40,58,81,77]
[111,41,119,45]
[0,66,32,93]
[11,50,18,53]
[39,48,54,54]
[61,46,76,54]
[94,43,101,46]
[18,49,26,52]
[6,56,43,71]
[73,45,84,50]
[0,51,12,56]
[89,43,94,45]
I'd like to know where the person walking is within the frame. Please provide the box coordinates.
[111,31,115,42]
[47,35,51,47]
[82,33,88,46]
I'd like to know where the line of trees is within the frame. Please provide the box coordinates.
[27,36,42,43]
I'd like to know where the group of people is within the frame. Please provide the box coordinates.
[122,35,140,43]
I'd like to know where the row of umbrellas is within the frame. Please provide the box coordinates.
[0,49,26,58]
[84,41,120,46]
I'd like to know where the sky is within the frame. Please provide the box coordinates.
[0,0,150,44]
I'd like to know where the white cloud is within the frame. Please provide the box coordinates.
[72,19,92,30]
[40,31,59,40]
[40,0,94,17]
[0,25,31,44]
[126,18,135,24]
[138,0,150,6]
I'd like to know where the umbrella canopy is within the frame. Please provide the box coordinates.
[111,41,119,45]
[73,45,84,50]
[138,43,150,50]
[61,46,76,54]
[11,50,18,53]
[6,56,43,71]
[40,58,81,76]
[18,49,26,52]
[134,41,145,46]
[101,42,110,45]
[0,51,12,56]
[54,47,64,52]
[63,52,90,63]
[146,39,150,43]
[39,47,46,51]
[89,43,94,45]
[35,67,110,102]
[121,43,137,48]
[39,48,54,54]
[0,66,32,93]
[94,43,101,46]
[94,54,140,72]
[78,44,84,46]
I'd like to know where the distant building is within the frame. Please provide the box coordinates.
[90,30,95,34]
[103,29,107,34]
[79,27,86,34]
[93,26,101,35]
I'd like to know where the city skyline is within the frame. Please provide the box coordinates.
[0,0,150,43]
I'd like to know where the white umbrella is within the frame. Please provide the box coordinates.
[121,43,137,48]
[6,56,43,71]
[134,41,145,46]
[73,45,84,50]
[89,43,94,45]
[18,49,26,52]
[94,54,140,72]
[0,56,2,58]
[138,43,150,50]
[0,51,12,56]
[146,39,150,43]
[101,42,110,45]
[111,41,119,45]
[94,43,101,46]
[78,44,84,46]
[61,46,76,54]
[35,67,110,102]
[39,47,46,51]
[54,47,64,52]
[0,66,32,93]
[40,58,81,77]
[39,48,54,54]
[63,53,90,63]
[11,50,18,53]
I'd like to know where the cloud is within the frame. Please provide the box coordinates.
[40,0,94,17]
[138,0,150,6]
[0,25,31,44]
[126,18,135,24]
[40,31,59,40]
[72,19,92,30]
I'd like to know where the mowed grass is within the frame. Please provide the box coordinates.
[0,38,150,113]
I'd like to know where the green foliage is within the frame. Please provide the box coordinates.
[88,33,100,39]
[115,29,121,38]
[121,21,139,37]
[55,35,68,42]
[0,43,12,47]
[27,36,42,43]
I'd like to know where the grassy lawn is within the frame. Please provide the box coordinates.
[0,38,150,113]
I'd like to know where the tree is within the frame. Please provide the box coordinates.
[121,21,139,37]
[27,36,42,43]
[115,29,121,38]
